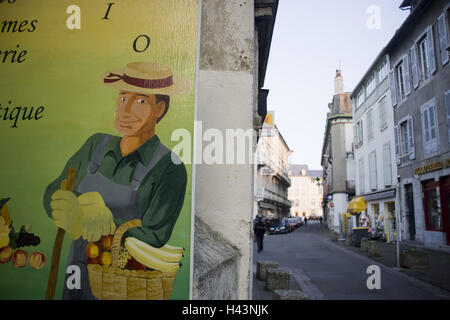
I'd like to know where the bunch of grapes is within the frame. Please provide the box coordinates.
[118,246,131,268]
[15,232,40,248]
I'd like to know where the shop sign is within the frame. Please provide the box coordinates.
[414,159,450,175]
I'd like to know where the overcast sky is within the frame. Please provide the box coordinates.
[264,0,410,171]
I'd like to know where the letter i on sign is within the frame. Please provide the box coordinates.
[103,3,115,20]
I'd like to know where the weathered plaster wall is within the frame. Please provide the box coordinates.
[193,0,256,299]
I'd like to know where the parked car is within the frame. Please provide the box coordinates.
[295,217,303,227]
[269,219,288,235]
[288,218,297,231]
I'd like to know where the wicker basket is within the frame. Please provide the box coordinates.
[87,219,178,300]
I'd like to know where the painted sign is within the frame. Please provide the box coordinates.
[0,0,200,300]
[414,159,450,176]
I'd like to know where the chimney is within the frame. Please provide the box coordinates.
[334,69,344,94]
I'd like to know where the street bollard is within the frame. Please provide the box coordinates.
[368,240,381,257]
[330,230,338,242]
[265,268,290,291]
[256,261,279,281]
[345,234,352,246]
[360,238,369,252]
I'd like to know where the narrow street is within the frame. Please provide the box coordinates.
[252,221,450,300]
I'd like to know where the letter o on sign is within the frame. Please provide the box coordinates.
[133,35,151,53]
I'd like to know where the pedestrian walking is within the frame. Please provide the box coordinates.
[253,215,266,253]
[304,216,308,227]
[319,216,323,225]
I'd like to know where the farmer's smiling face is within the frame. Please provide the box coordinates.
[115,91,166,137]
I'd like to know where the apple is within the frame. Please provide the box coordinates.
[12,249,28,268]
[0,246,12,264]
[100,235,113,251]
[29,251,46,270]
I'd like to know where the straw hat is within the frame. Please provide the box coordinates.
[103,62,192,96]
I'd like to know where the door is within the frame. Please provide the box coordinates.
[405,184,416,241]
[439,176,450,245]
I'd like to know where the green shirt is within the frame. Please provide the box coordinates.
[43,133,187,248]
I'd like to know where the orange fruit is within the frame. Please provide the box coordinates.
[85,243,99,258]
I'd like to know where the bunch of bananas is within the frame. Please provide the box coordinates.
[124,237,184,273]
[0,217,11,248]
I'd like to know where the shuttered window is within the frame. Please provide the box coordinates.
[369,151,377,191]
[396,116,415,164]
[410,44,419,89]
[359,157,365,194]
[379,96,387,131]
[383,143,392,187]
[437,12,449,65]
[389,69,398,107]
[355,120,364,148]
[367,109,374,141]
[427,26,437,75]
[395,55,411,102]
[446,91,450,144]
[421,98,439,157]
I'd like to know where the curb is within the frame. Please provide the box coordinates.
[324,239,450,299]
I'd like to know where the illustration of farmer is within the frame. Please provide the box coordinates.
[43,62,191,299]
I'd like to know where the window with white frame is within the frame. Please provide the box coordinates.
[416,26,437,82]
[378,60,389,83]
[421,97,439,157]
[418,36,430,81]
[367,109,374,141]
[395,116,415,164]
[358,157,365,194]
[379,96,387,131]
[356,90,365,109]
[395,56,411,101]
[366,74,376,97]
[369,151,377,191]
[382,142,392,187]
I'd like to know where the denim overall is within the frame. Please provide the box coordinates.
[62,134,171,299]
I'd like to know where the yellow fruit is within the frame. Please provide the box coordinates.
[0,233,9,249]
[99,252,112,267]
[125,239,181,272]
[29,251,46,270]
[85,243,99,258]
[161,243,185,255]
[125,237,183,263]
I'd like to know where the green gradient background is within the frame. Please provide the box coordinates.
[0,0,198,299]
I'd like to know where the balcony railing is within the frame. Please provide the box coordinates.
[257,151,291,186]
[255,187,292,208]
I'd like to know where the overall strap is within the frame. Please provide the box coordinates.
[131,143,172,191]
[88,134,113,174]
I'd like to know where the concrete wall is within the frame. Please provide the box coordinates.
[193,0,256,299]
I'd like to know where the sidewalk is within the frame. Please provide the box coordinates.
[333,238,450,293]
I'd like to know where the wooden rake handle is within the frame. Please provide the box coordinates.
[45,168,76,300]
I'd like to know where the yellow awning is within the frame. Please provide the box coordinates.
[347,196,367,214]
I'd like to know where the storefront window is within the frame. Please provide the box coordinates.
[423,179,443,232]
